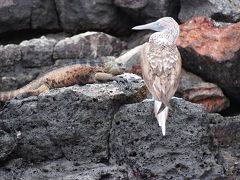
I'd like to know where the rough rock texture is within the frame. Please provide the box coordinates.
[53,32,126,60]
[177,17,240,104]
[0,75,240,178]
[179,0,240,23]
[19,161,135,180]
[0,74,147,162]
[114,0,180,23]
[110,99,225,179]
[178,69,230,113]
[209,114,240,178]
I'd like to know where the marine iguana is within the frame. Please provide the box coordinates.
[0,60,125,102]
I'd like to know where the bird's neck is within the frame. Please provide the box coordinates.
[149,29,179,46]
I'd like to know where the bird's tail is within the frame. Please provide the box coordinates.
[154,100,169,136]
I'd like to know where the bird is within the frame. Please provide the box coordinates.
[132,17,182,136]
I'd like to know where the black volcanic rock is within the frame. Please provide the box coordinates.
[0,75,239,178]
[179,0,240,23]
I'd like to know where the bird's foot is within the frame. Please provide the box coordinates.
[143,98,154,102]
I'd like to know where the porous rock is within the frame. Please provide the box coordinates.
[177,17,240,104]
[20,36,57,68]
[0,73,240,178]
[2,160,135,180]
[179,0,240,23]
[0,74,146,162]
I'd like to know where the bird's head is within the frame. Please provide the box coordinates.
[132,17,180,44]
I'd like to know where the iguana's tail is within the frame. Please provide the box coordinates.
[0,89,27,102]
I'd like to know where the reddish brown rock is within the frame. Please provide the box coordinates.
[178,69,230,113]
[177,17,240,104]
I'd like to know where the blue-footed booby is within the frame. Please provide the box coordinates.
[132,17,182,136]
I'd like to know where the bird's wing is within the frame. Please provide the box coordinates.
[140,42,181,106]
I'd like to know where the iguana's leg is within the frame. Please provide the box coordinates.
[94,72,113,82]
[94,72,128,83]
[30,83,50,96]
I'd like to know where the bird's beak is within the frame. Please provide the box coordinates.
[132,21,162,31]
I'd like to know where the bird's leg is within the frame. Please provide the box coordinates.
[142,98,154,102]
[156,106,169,136]
[154,100,162,116]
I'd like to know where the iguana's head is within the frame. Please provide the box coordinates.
[104,60,127,75]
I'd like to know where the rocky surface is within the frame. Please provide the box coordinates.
[0,1,240,179]
[177,17,240,104]
[0,76,239,179]
[179,0,240,23]
[0,74,147,162]
[0,0,59,35]
[114,0,180,23]
[0,0,180,37]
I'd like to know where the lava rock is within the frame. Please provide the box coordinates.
[177,17,240,104]
[5,160,135,179]
[55,0,133,35]
[110,98,224,179]
[53,32,126,61]
[114,0,180,23]
[208,114,240,178]
[0,74,146,162]
[0,128,18,161]
[20,36,57,68]
[179,0,240,23]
